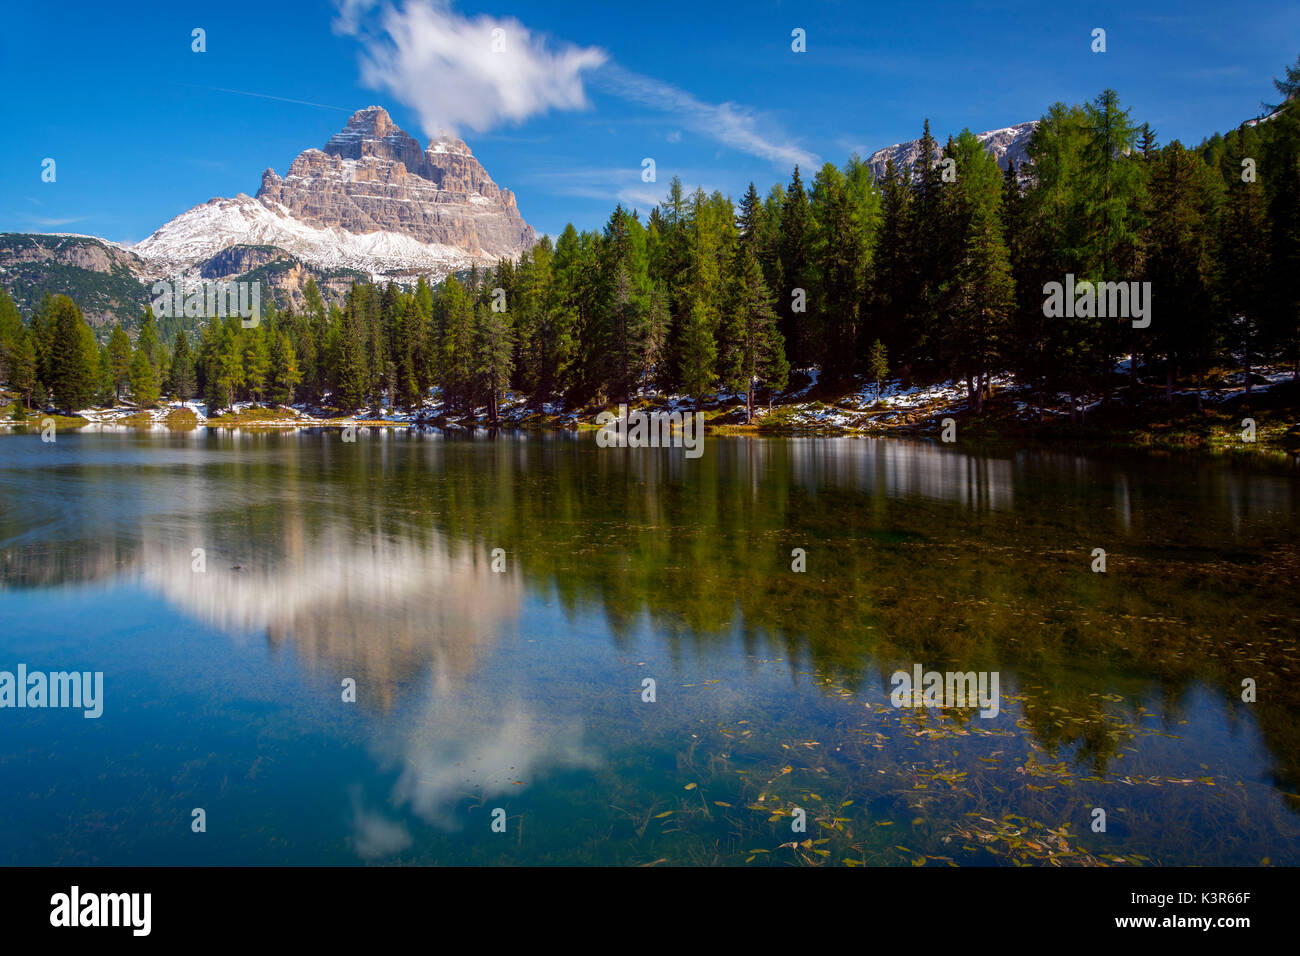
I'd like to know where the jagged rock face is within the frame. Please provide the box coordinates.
[0,233,144,275]
[130,106,535,283]
[866,121,1039,180]
[255,106,534,260]
[196,244,292,280]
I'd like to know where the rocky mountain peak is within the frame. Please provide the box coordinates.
[130,105,535,282]
[323,105,427,170]
[428,131,473,157]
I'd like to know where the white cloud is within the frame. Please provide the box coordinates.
[335,2,817,170]
[337,0,607,137]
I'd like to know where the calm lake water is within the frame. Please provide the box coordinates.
[1,428,1298,866]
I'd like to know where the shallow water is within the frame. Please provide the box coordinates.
[1,428,1298,865]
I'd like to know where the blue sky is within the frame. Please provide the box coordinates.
[3,0,1297,244]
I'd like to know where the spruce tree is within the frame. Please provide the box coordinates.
[1145,141,1219,402]
[107,325,131,402]
[721,247,787,421]
[170,331,196,401]
[12,329,37,408]
[268,332,302,405]
[474,301,514,424]
[129,347,160,408]
[678,297,717,409]
[48,296,95,413]
[1218,123,1270,391]
[777,165,812,367]
[868,339,888,401]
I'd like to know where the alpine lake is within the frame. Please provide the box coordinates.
[1,427,1298,866]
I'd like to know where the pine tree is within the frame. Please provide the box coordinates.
[107,325,131,402]
[137,308,164,376]
[268,332,302,405]
[1082,89,1147,400]
[1146,140,1219,403]
[1138,123,1159,160]
[936,130,1016,413]
[169,331,196,401]
[334,289,371,410]
[129,347,160,408]
[777,165,812,367]
[0,288,22,382]
[1020,102,1092,416]
[721,247,788,421]
[243,326,270,403]
[213,321,245,410]
[736,181,765,256]
[12,328,37,408]
[809,157,879,387]
[872,157,913,374]
[437,277,476,413]
[1219,123,1270,391]
[678,297,717,409]
[602,263,649,405]
[47,296,95,413]
[474,301,514,424]
[868,339,888,401]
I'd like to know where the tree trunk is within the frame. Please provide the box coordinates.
[746,382,754,424]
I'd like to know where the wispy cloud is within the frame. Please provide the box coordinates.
[27,215,87,227]
[170,82,353,112]
[594,64,819,170]
[334,1,817,169]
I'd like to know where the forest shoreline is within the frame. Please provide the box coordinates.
[5,369,1298,457]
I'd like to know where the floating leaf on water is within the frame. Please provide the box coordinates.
[653,811,674,818]
[684,783,697,790]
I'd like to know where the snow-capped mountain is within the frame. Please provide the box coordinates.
[866,121,1038,180]
[131,192,497,281]
[132,106,535,282]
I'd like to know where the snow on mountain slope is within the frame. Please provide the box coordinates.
[132,193,488,281]
[130,106,534,282]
